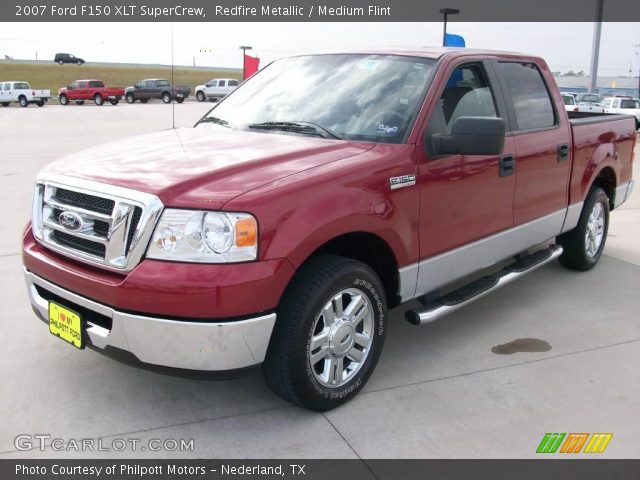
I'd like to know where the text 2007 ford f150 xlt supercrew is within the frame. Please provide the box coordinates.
[22,49,636,411]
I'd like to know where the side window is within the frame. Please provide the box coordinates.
[228,80,239,87]
[612,99,620,108]
[601,98,612,108]
[219,80,226,87]
[78,82,87,89]
[209,81,217,87]
[89,81,103,88]
[498,62,555,131]
[430,63,498,135]
[3,83,10,91]
[69,82,78,89]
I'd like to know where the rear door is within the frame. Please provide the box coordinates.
[6,82,17,102]
[494,60,572,228]
[414,58,517,295]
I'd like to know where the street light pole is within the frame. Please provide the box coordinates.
[636,44,640,98]
[439,8,460,47]
[239,45,253,81]
[588,0,604,94]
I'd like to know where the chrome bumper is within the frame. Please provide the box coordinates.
[24,269,276,371]
[613,180,634,209]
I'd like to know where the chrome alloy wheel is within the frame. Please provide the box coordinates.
[585,202,605,258]
[309,288,374,388]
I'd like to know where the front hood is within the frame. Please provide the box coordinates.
[42,127,373,209]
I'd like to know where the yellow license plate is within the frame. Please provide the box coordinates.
[49,302,83,349]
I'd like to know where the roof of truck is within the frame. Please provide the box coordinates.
[296,47,532,60]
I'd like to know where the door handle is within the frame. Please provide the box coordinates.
[557,144,569,163]
[499,155,515,177]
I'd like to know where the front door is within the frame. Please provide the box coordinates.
[414,59,516,296]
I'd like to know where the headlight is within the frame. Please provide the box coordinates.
[146,210,257,263]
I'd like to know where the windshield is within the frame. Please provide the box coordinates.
[562,95,575,105]
[199,54,436,143]
[620,99,640,109]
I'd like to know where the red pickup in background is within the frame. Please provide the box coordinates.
[58,79,124,106]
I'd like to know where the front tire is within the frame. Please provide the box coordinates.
[59,94,69,105]
[196,91,205,102]
[125,93,135,104]
[558,187,609,271]
[263,255,387,411]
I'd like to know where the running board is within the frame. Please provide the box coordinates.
[405,245,563,326]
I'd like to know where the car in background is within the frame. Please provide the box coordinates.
[562,93,578,112]
[124,79,191,104]
[54,53,85,65]
[574,93,605,113]
[0,81,51,107]
[58,79,125,106]
[602,96,640,130]
[194,78,240,102]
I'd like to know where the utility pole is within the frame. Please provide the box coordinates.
[439,8,460,47]
[239,45,253,81]
[636,43,640,98]
[588,0,604,94]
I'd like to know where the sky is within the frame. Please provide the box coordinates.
[0,22,639,76]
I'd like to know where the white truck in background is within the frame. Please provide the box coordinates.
[0,81,51,107]
[194,78,240,102]
[601,97,640,130]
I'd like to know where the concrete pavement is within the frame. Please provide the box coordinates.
[1,103,638,459]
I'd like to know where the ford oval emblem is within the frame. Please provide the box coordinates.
[58,211,83,231]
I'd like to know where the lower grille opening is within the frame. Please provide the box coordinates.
[52,231,106,258]
[34,285,113,331]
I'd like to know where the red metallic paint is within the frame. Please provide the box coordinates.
[23,230,295,319]
[24,49,636,321]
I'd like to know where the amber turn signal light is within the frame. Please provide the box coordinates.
[235,217,257,247]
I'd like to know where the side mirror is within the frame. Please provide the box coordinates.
[429,116,505,156]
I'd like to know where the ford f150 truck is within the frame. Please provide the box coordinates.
[0,81,51,107]
[22,49,636,411]
[58,79,125,106]
[195,78,240,102]
[124,79,191,104]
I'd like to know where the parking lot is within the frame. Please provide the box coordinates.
[0,102,638,459]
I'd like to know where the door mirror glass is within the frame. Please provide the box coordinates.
[428,116,505,156]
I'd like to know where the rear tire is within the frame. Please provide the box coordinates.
[125,93,135,104]
[162,92,172,104]
[140,99,149,104]
[77,60,83,65]
[109,98,119,105]
[57,60,64,65]
[59,95,69,105]
[196,91,205,102]
[36,100,45,107]
[94,94,103,106]
[557,187,609,271]
[75,100,84,105]
[175,97,184,104]
[1,102,9,107]
[263,254,387,411]
[18,96,28,108]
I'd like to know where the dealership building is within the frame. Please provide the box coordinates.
[555,75,640,97]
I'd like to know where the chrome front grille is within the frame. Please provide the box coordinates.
[32,174,164,272]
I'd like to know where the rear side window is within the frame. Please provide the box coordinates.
[499,62,555,131]
[89,81,104,88]
[621,99,640,109]
[15,82,29,89]
[3,83,9,91]
[229,80,239,87]
[219,80,226,87]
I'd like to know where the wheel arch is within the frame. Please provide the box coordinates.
[289,231,401,308]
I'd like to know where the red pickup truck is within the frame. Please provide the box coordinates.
[58,79,124,106]
[23,49,635,411]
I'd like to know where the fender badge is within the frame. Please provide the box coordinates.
[389,175,416,190]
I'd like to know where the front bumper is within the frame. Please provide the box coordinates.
[25,269,276,371]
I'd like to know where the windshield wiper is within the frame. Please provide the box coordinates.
[247,121,343,140]
[198,116,237,130]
